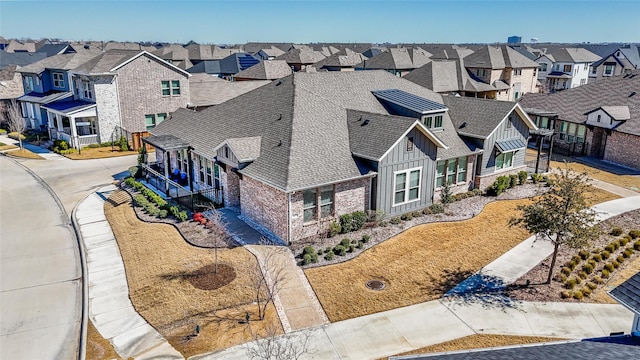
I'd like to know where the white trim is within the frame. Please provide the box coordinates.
[378,120,448,162]
[42,103,97,116]
[494,150,516,172]
[110,51,192,77]
[485,103,538,140]
[392,166,422,207]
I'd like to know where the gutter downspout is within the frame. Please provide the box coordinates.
[287,192,292,245]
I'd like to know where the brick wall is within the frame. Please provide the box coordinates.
[240,176,288,241]
[93,75,121,143]
[115,54,190,133]
[604,132,640,170]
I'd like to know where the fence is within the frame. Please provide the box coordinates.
[111,126,150,151]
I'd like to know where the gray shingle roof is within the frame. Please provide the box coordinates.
[519,70,640,136]
[347,110,419,160]
[188,73,270,106]
[463,45,539,69]
[72,50,142,74]
[234,60,292,80]
[153,70,471,191]
[218,137,262,162]
[609,271,640,314]
[0,50,48,70]
[543,47,601,63]
[356,47,432,70]
[187,60,221,74]
[276,49,326,65]
[600,106,631,120]
[16,51,102,74]
[404,59,497,94]
[443,96,518,138]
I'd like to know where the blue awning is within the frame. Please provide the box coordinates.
[495,138,526,152]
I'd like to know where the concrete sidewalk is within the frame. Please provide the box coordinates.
[75,185,183,360]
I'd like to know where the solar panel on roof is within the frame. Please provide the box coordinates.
[372,89,447,114]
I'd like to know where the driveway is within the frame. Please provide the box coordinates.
[0,156,81,359]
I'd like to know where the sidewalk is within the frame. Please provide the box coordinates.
[75,185,183,360]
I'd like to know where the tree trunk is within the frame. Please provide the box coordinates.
[546,242,560,284]
[18,136,23,150]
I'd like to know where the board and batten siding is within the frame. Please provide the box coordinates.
[480,111,530,176]
[216,144,239,167]
[377,127,438,217]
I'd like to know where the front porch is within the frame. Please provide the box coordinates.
[43,100,100,149]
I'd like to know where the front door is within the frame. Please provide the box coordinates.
[590,127,607,158]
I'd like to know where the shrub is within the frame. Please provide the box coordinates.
[324,251,335,261]
[612,260,620,268]
[303,246,315,255]
[124,177,137,187]
[587,259,596,268]
[581,287,591,297]
[356,241,363,249]
[119,136,129,151]
[351,211,367,231]
[610,227,623,236]
[592,253,602,262]
[604,263,614,272]
[429,203,445,214]
[620,236,631,246]
[339,214,353,233]
[586,281,598,290]
[440,181,454,204]
[471,188,484,196]
[193,212,207,225]
[571,255,582,264]
[325,247,332,254]
[616,255,625,263]
[362,234,370,243]
[303,253,312,265]
[133,194,148,207]
[612,240,620,250]
[333,245,347,256]
[422,207,433,215]
[623,249,633,258]
[601,269,610,278]
[158,209,168,218]
[565,278,577,289]
[566,260,577,270]
[328,221,341,238]
[531,173,544,184]
[53,139,69,150]
[8,132,26,140]
[518,170,528,185]
[401,212,413,221]
[560,290,572,299]
[390,217,402,225]
[578,250,589,260]
[573,290,584,300]
[629,229,640,239]
[509,174,519,188]
[487,176,510,196]
[0,129,6,134]
[554,273,567,283]
[593,276,604,285]
[635,241,640,251]
[176,210,188,222]
[561,267,571,276]
[604,244,615,253]
[348,245,355,253]
[602,250,611,259]
[412,210,423,218]
[582,263,594,274]
[340,238,351,248]
[577,271,588,279]
[452,193,467,202]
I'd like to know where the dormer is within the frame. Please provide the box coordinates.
[213,136,262,169]
[371,89,448,131]
[585,106,630,130]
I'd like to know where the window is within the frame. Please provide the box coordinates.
[423,116,432,128]
[434,115,443,128]
[559,121,568,140]
[476,68,486,77]
[580,78,586,85]
[457,156,467,183]
[446,160,456,185]
[24,76,34,92]
[567,123,576,142]
[73,78,79,95]
[539,63,547,72]
[514,68,522,76]
[597,114,601,122]
[83,81,93,99]
[145,114,156,130]
[406,136,414,151]
[506,117,512,129]
[394,168,421,205]
[161,80,181,96]
[199,157,205,184]
[563,64,572,73]
[436,161,445,188]
[576,125,586,144]
[224,146,229,158]
[584,63,588,70]
[157,113,167,125]
[320,185,334,217]
[591,66,597,75]
[540,116,549,129]
[604,64,615,76]
[76,116,97,136]
[52,72,65,88]
[303,189,317,222]
[496,151,513,170]
[206,160,213,186]
[435,157,468,187]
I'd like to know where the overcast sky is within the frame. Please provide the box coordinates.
[1,0,638,44]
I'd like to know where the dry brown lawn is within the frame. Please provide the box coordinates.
[86,321,122,360]
[64,146,139,160]
[306,187,619,322]
[5,148,45,159]
[104,190,282,357]
[379,334,565,359]
[550,159,640,192]
[0,144,18,151]
[591,255,640,304]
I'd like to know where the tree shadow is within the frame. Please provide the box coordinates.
[442,271,522,311]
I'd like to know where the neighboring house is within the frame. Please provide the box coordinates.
[4,40,37,53]
[188,73,270,108]
[355,47,432,77]
[185,44,242,64]
[233,60,292,81]
[187,53,260,79]
[0,66,25,108]
[589,45,640,80]
[152,44,193,70]
[0,50,48,70]
[313,49,368,72]
[147,71,535,243]
[609,271,640,336]
[535,47,600,92]
[253,46,286,60]
[276,48,326,72]
[462,45,539,101]
[36,43,77,57]
[519,71,640,170]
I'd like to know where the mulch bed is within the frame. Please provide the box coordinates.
[185,263,237,290]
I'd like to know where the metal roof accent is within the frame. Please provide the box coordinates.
[372,89,448,114]
[495,138,526,152]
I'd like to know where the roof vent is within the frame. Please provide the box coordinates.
[459,121,467,129]
[277,140,282,146]
[630,91,637,97]
[277,113,282,120]
[361,119,370,126]
[629,74,637,79]
[275,80,282,86]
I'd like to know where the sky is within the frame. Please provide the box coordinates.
[1,0,639,45]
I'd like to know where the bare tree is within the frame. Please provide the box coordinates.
[509,165,600,284]
[244,322,315,360]
[5,99,25,149]
[246,242,289,321]
[202,206,230,273]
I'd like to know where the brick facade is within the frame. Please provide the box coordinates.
[0,69,24,100]
[240,176,289,241]
[604,131,640,170]
[114,54,190,133]
[222,164,241,207]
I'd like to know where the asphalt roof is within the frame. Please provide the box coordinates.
[143,134,191,151]
[443,96,518,138]
[17,90,72,104]
[542,47,601,63]
[16,51,102,74]
[233,60,292,80]
[463,45,539,69]
[188,73,270,106]
[519,70,640,136]
[372,89,448,114]
[356,47,431,70]
[609,271,640,314]
[187,60,221,74]
[347,109,421,160]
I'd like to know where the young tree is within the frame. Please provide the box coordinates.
[6,99,25,149]
[244,322,315,360]
[246,242,288,321]
[509,165,600,284]
[202,206,230,274]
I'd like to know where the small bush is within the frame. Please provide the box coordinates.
[578,249,589,260]
[303,246,315,255]
[471,188,484,196]
[390,217,402,225]
[571,255,582,264]
[303,253,312,265]
[340,238,351,248]
[601,269,610,278]
[440,181,454,204]
[612,260,621,268]
[333,245,347,256]
[623,249,633,258]
[133,194,148,207]
[339,214,353,233]
[612,240,621,250]
[629,229,640,239]
[356,241,363,249]
[324,251,335,261]
[602,250,611,259]
[351,211,367,231]
[560,290,572,299]
[119,136,129,151]
[325,247,332,254]
[328,221,341,237]
[487,176,510,196]
[362,234,370,243]
[604,263,614,272]
[567,260,577,270]
[176,210,188,222]
[587,259,596,268]
[586,281,598,290]
[401,212,413,221]
[429,203,445,214]
[158,209,168,218]
[564,278,577,289]
[581,287,591,297]
[577,270,588,279]
[422,207,433,215]
[604,244,615,253]
[509,174,519,188]
[616,255,625,263]
[518,170,528,185]
[348,245,355,253]
[412,210,423,218]
[610,227,624,236]
[561,267,571,276]
[582,263,594,274]
[591,253,602,262]
[452,193,467,202]
[635,241,640,251]
[620,236,631,246]
[554,273,567,282]
[593,276,604,285]
[573,290,584,300]
[531,173,544,184]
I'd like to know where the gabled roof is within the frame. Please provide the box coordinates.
[314,49,368,69]
[255,46,286,58]
[72,50,191,77]
[187,60,221,74]
[16,51,102,74]
[188,73,270,107]
[233,60,292,80]
[0,50,48,70]
[17,90,73,104]
[41,99,95,115]
[214,136,262,162]
[609,271,640,314]
[276,49,326,65]
[405,59,497,94]
[37,44,75,57]
[219,53,260,75]
[443,96,535,139]
[463,45,539,69]
[542,47,601,63]
[592,106,631,121]
[356,47,431,70]
[519,70,640,136]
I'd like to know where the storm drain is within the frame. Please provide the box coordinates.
[366,280,386,290]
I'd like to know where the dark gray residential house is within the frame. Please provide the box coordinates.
[146,71,535,243]
[519,70,640,170]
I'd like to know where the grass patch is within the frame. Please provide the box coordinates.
[0,144,18,151]
[5,148,45,159]
[104,190,281,357]
[86,321,122,360]
[550,159,640,192]
[63,146,139,160]
[379,334,565,359]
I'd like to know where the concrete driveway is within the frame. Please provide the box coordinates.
[0,156,81,359]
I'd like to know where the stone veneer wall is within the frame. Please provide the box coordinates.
[93,75,121,143]
[604,132,640,170]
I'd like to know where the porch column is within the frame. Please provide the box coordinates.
[69,116,79,149]
[164,150,170,195]
[546,134,555,172]
[55,114,63,131]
